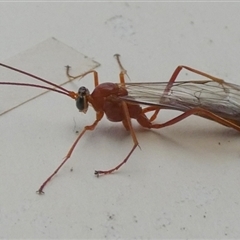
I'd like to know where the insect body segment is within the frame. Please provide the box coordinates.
[87,82,145,127]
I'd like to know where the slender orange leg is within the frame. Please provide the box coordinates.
[95,101,139,175]
[37,67,103,194]
[140,107,240,132]
[114,54,162,122]
[37,111,104,194]
[114,54,131,81]
[149,65,227,122]
[164,65,224,94]
[66,66,99,87]
[142,106,162,122]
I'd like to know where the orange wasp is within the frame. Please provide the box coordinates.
[1,54,240,194]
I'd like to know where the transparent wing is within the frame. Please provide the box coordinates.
[119,80,240,121]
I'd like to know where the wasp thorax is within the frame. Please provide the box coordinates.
[76,86,90,113]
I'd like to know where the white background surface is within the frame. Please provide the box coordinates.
[0,2,240,239]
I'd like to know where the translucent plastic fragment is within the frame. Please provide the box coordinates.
[0,37,100,115]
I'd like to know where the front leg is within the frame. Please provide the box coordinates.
[37,111,104,194]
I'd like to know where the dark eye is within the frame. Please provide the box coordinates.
[76,86,90,113]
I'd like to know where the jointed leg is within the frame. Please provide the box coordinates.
[150,65,226,122]
[114,54,131,83]
[164,65,224,95]
[66,66,99,87]
[95,101,139,175]
[142,106,161,122]
[139,107,240,132]
[37,111,104,194]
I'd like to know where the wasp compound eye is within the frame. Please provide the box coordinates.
[76,86,90,113]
